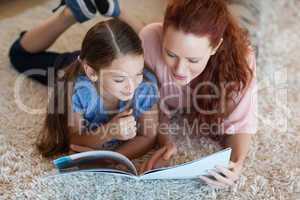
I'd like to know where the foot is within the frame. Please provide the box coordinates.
[63,0,121,23]
[65,0,97,23]
[94,0,121,17]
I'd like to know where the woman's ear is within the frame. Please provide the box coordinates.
[211,38,223,55]
[83,63,98,82]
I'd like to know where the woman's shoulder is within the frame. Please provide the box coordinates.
[140,23,163,38]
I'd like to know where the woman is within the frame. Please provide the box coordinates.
[119,0,258,188]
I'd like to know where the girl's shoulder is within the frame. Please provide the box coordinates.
[142,67,159,85]
[132,68,160,118]
[72,75,99,113]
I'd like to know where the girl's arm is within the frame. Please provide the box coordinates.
[68,109,136,150]
[115,105,159,160]
[68,112,114,149]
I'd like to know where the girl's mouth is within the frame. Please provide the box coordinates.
[120,91,133,97]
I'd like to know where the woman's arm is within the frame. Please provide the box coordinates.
[117,3,146,34]
[199,133,253,188]
[115,105,159,160]
[223,133,252,165]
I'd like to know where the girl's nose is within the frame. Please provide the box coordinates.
[124,78,135,93]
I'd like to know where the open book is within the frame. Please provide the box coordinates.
[53,148,231,180]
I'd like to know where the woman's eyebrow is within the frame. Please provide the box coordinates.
[186,56,202,60]
[165,48,177,55]
[166,48,202,60]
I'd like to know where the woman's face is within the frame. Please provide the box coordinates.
[98,54,144,101]
[162,26,217,86]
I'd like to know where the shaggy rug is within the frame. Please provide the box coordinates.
[0,0,299,199]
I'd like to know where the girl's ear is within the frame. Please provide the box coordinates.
[211,38,223,55]
[83,63,98,82]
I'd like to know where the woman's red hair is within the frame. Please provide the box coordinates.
[163,0,254,136]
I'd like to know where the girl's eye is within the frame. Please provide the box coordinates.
[166,51,177,58]
[114,79,125,83]
[188,59,200,64]
[137,73,143,77]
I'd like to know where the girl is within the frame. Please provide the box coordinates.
[9,13,159,159]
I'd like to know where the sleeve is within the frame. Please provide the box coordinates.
[71,79,98,116]
[139,23,163,73]
[133,71,160,118]
[224,51,258,135]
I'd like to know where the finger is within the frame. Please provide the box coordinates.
[139,162,147,174]
[199,176,227,189]
[126,118,137,128]
[208,170,234,186]
[154,159,169,169]
[116,109,133,118]
[163,145,177,160]
[70,144,96,152]
[126,128,137,139]
[216,165,239,181]
[120,116,136,127]
[146,147,167,171]
[228,161,236,169]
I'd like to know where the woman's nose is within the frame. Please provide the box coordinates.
[174,59,187,75]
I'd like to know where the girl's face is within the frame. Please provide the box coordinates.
[162,26,221,86]
[99,54,144,101]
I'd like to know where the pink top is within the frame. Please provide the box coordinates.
[139,23,257,134]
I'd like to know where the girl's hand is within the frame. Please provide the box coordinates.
[199,161,243,189]
[107,109,137,141]
[139,142,177,174]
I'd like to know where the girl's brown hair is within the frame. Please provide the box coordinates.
[37,19,143,157]
[164,0,253,135]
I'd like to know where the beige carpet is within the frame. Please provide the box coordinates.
[0,0,299,199]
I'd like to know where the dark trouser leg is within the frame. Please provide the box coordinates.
[9,31,79,86]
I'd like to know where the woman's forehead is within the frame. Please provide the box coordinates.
[163,26,212,57]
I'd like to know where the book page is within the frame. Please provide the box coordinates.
[53,151,138,176]
[140,148,231,180]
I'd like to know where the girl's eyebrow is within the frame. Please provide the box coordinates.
[112,75,127,78]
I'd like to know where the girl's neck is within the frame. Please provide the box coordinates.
[99,87,120,111]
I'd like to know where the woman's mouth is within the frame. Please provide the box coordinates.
[173,73,187,81]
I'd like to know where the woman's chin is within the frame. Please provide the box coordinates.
[173,78,190,86]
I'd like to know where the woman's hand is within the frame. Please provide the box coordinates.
[139,142,177,174]
[199,161,243,189]
[106,109,137,141]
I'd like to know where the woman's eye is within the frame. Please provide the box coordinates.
[188,59,200,64]
[166,51,177,58]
